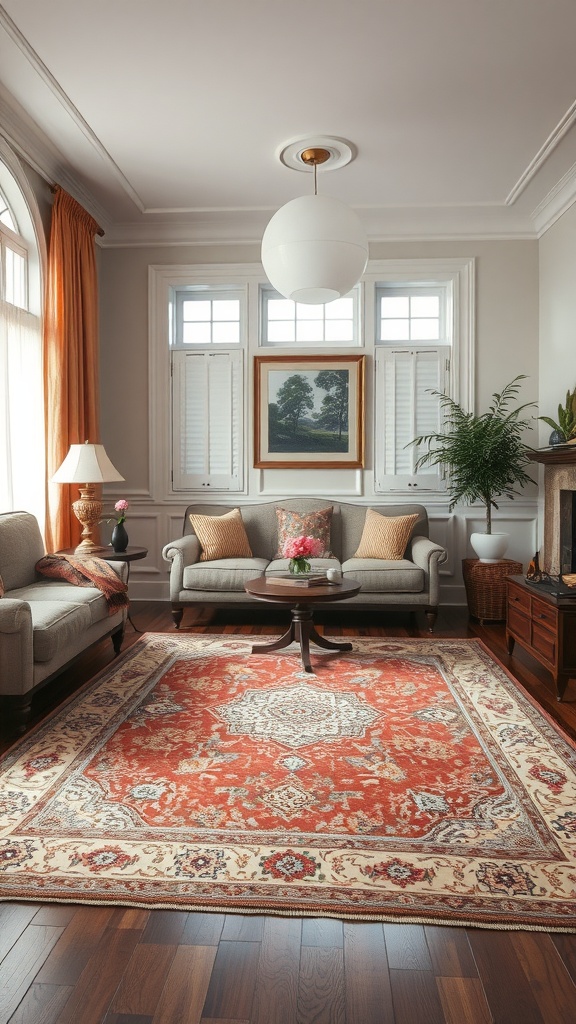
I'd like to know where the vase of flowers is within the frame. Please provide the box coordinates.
[282,535,323,574]
[110,499,129,553]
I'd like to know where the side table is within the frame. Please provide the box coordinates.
[462,558,523,623]
[506,575,576,701]
[57,546,148,632]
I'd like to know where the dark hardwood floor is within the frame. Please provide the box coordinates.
[1,601,576,1024]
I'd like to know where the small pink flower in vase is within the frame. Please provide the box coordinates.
[282,535,323,574]
[111,499,129,552]
[114,499,129,525]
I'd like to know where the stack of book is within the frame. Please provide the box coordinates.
[266,573,328,588]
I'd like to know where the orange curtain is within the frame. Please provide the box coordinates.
[43,187,102,552]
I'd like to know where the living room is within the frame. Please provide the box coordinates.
[2,1,576,1021]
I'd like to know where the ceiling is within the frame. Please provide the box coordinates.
[1,0,576,246]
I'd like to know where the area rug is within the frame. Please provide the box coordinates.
[1,634,576,931]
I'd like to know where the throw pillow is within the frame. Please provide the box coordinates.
[0,572,4,597]
[188,508,252,562]
[274,506,333,558]
[353,509,419,559]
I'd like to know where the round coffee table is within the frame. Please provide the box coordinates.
[244,576,361,673]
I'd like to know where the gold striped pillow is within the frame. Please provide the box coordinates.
[353,509,419,560]
[189,508,252,562]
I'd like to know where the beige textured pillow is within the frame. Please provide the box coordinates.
[188,508,252,562]
[353,509,419,559]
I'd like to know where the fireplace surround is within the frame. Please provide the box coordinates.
[529,447,576,576]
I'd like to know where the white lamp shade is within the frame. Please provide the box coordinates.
[261,193,369,304]
[51,443,124,484]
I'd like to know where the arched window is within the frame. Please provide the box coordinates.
[0,142,45,528]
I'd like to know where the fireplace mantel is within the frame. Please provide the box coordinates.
[529,447,576,466]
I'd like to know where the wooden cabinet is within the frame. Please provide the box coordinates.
[506,575,576,701]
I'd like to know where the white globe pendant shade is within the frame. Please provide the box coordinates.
[261,193,369,304]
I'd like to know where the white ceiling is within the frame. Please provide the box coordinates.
[1,0,576,246]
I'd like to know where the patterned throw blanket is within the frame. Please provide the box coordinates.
[35,555,129,615]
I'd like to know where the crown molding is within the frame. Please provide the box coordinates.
[531,160,576,237]
[0,5,144,213]
[506,100,576,206]
[0,87,112,230]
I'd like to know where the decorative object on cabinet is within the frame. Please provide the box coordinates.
[254,354,365,468]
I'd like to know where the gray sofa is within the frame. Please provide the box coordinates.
[162,499,446,631]
[0,511,128,731]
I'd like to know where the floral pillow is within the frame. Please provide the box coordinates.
[274,507,333,558]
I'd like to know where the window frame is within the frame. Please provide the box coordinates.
[259,283,362,347]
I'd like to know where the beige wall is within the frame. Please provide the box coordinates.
[99,238,540,498]
[538,203,576,446]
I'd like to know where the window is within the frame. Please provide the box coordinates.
[156,273,250,495]
[174,288,241,346]
[371,261,474,494]
[172,349,243,490]
[0,153,44,523]
[260,286,359,346]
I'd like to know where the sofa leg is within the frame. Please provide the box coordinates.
[172,608,184,629]
[112,626,124,656]
[425,608,437,632]
[2,694,32,735]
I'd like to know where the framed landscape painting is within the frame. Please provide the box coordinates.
[254,355,365,468]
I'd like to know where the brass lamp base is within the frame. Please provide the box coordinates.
[72,485,104,553]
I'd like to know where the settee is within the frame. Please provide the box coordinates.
[162,498,447,631]
[0,511,128,731]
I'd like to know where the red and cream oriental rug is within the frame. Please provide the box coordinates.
[1,634,576,931]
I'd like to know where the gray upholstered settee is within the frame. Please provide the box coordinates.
[0,511,128,731]
[162,499,446,631]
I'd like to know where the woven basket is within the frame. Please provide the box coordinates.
[462,558,523,623]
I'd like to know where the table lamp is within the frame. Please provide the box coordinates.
[51,441,125,553]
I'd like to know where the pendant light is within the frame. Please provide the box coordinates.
[261,139,369,305]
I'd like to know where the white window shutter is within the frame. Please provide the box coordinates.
[375,347,448,492]
[172,349,243,490]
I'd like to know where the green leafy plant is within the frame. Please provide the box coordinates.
[538,386,576,441]
[410,375,537,534]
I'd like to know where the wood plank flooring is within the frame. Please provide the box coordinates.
[1,601,576,1024]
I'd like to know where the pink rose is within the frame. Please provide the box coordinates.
[282,535,323,559]
[115,499,129,513]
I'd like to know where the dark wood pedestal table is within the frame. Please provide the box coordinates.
[244,576,361,673]
[58,546,148,633]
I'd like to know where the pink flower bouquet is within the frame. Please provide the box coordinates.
[282,535,323,574]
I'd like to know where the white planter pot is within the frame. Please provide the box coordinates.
[470,532,509,563]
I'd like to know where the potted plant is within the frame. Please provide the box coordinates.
[410,375,537,562]
[539,385,576,446]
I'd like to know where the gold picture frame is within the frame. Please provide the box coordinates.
[254,354,365,468]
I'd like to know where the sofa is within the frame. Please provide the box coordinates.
[162,499,447,631]
[0,511,128,731]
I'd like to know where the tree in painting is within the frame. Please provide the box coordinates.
[275,374,314,436]
[268,370,350,453]
[313,370,349,441]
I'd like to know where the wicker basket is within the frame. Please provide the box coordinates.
[462,558,523,623]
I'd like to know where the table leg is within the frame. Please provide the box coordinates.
[251,622,296,655]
